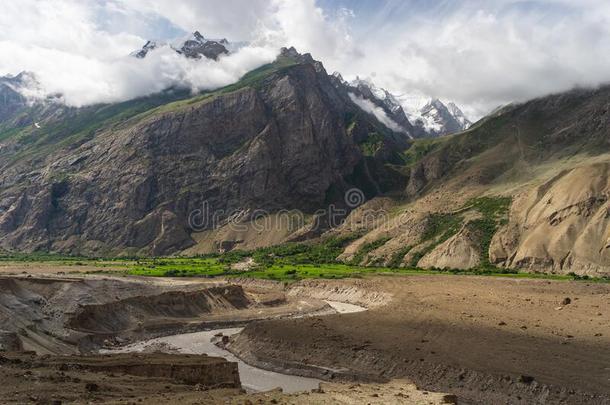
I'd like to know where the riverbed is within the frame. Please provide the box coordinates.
[100,300,366,393]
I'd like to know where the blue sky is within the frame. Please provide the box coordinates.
[1,0,610,117]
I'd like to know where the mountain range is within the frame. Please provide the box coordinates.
[333,74,471,138]
[0,33,608,276]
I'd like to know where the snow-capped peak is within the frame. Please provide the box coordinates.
[397,93,472,137]
[131,31,244,61]
[131,40,158,58]
[349,77,404,115]
[446,102,471,129]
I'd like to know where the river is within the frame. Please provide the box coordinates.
[101,300,366,393]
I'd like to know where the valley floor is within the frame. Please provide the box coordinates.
[0,267,608,404]
[228,276,610,404]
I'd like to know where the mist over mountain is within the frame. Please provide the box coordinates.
[2,30,473,139]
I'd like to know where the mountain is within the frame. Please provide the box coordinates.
[397,95,472,137]
[132,31,231,60]
[336,76,415,137]
[0,72,38,121]
[335,76,471,138]
[335,84,610,276]
[446,102,471,130]
[1,40,609,276]
[0,47,410,255]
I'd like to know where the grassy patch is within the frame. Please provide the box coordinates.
[357,132,384,156]
[350,237,391,265]
[409,212,463,267]
[2,249,609,284]
[466,196,512,270]
[125,257,230,277]
[400,137,447,168]
[251,234,362,267]
[388,245,413,268]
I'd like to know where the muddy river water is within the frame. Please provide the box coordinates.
[101,300,366,393]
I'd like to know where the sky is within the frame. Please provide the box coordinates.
[1,0,610,118]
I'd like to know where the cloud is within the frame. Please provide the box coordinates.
[0,0,352,107]
[325,0,610,118]
[348,92,408,135]
[2,0,610,117]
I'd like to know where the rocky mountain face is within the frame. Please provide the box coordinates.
[132,31,230,60]
[0,73,34,122]
[0,48,409,255]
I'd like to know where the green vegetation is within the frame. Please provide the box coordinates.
[357,132,384,156]
[400,137,447,168]
[409,212,463,267]
[466,196,512,271]
[1,247,609,283]
[388,245,413,268]
[350,237,391,265]
[216,55,298,93]
[250,234,361,267]
[0,89,192,166]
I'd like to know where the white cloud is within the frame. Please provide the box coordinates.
[0,0,353,107]
[348,92,408,135]
[2,0,610,117]
[0,0,282,106]
[326,0,610,119]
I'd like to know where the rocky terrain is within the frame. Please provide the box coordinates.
[226,276,610,404]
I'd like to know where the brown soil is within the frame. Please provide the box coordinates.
[0,351,450,404]
[229,379,456,404]
[228,275,610,404]
[0,262,123,275]
[0,351,243,404]
[2,271,609,403]
[0,275,329,355]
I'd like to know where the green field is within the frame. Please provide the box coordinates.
[1,245,607,283]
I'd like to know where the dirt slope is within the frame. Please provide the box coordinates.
[491,162,610,276]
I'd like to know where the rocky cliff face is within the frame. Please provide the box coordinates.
[0,49,407,255]
[0,73,34,122]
